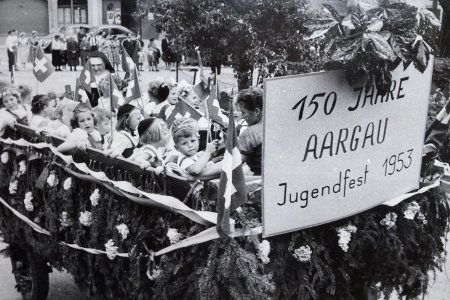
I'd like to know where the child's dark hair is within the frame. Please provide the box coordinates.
[138,118,167,145]
[237,86,263,111]
[31,94,51,114]
[171,117,199,144]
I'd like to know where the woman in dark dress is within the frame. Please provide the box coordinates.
[67,36,79,71]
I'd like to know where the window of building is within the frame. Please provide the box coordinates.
[58,0,87,25]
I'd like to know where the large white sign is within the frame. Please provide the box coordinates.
[262,61,433,237]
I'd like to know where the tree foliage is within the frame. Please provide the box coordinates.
[306,1,441,95]
[146,0,319,89]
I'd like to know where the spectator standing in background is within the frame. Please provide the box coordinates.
[52,35,64,71]
[28,31,39,64]
[67,36,79,71]
[6,29,17,72]
[79,36,90,65]
[17,32,29,70]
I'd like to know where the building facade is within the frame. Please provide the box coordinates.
[0,0,126,35]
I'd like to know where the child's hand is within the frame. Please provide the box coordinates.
[104,148,120,158]
[75,141,87,151]
[205,140,220,154]
[139,161,151,170]
[35,127,50,136]
[205,142,217,154]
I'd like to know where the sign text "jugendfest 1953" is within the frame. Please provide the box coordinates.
[262,61,433,237]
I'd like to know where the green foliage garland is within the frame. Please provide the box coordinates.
[306,1,441,95]
[0,125,449,300]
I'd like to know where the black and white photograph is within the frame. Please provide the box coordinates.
[0,0,449,299]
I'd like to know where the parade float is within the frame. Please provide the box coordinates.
[1,1,450,300]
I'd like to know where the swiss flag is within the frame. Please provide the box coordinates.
[79,61,95,93]
[165,98,203,128]
[125,67,141,104]
[33,47,54,82]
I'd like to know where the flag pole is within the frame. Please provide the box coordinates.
[11,66,15,84]
[109,74,114,146]
[137,68,146,117]
[205,95,212,143]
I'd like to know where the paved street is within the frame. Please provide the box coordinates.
[0,58,239,97]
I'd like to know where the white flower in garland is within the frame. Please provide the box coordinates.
[166,228,184,245]
[336,224,357,252]
[116,223,129,240]
[24,192,34,211]
[59,211,72,227]
[403,201,420,220]
[417,212,428,225]
[293,245,312,262]
[147,267,162,281]
[380,212,398,229]
[1,152,9,164]
[63,177,72,190]
[46,171,58,187]
[257,240,271,264]
[90,188,100,207]
[79,211,92,227]
[17,160,27,176]
[9,180,18,194]
[105,239,118,260]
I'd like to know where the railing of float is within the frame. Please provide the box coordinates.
[0,123,227,226]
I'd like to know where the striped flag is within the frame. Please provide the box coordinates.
[425,100,450,150]
[109,74,125,109]
[79,60,95,93]
[125,67,141,103]
[206,83,227,127]
[32,47,54,82]
[216,103,247,236]
[165,98,203,127]
[75,77,92,108]
[121,46,136,74]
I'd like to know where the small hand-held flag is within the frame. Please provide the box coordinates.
[425,99,450,150]
[75,77,92,108]
[216,104,247,236]
[79,60,95,93]
[125,66,142,103]
[121,46,136,74]
[108,74,125,109]
[207,82,227,127]
[165,98,203,127]
[33,47,54,82]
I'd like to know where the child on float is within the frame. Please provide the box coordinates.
[171,117,222,177]
[57,103,103,153]
[236,87,263,176]
[0,86,30,125]
[177,80,199,108]
[92,107,113,151]
[50,99,78,138]
[96,77,124,113]
[147,79,171,117]
[159,79,178,120]
[29,94,58,129]
[130,117,170,170]
[108,104,143,158]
